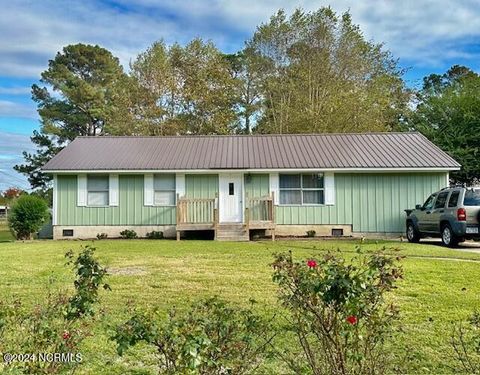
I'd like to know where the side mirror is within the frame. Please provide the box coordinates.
[415,204,422,210]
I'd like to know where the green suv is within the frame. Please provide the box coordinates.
[406,187,480,247]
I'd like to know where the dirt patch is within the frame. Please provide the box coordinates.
[108,266,147,276]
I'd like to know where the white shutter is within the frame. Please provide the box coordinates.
[77,174,87,207]
[109,174,119,206]
[176,173,185,198]
[144,174,154,206]
[324,172,335,205]
[269,173,279,205]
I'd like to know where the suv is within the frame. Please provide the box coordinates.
[406,187,480,247]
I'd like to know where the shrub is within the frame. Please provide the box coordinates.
[306,230,316,237]
[112,297,273,374]
[8,195,49,239]
[96,232,108,240]
[272,248,403,374]
[146,230,163,239]
[0,245,109,374]
[452,310,480,373]
[119,229,138,239]
[65,245,111,320]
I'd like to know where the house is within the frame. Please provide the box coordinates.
[42,133,460,241]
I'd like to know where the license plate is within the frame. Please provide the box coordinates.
[466,227,479,234]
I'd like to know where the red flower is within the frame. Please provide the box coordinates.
[62,331,71,340]
[346,315,358,325]
[307,260,317,268]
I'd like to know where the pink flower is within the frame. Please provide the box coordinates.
[307,260,317,268]
[346,315,358,325]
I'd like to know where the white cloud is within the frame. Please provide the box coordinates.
[0,131,35,190]
[1,0,479,81]
[0,100,37,119]
[0,87,31,95]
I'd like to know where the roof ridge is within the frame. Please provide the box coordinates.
[76,132,419,139]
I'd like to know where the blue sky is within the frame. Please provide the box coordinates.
[1,0,480,190]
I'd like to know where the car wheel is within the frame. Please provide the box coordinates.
[406,223,420,243]
[441,224,459,247]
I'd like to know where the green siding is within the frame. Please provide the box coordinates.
[57,175,175,226]
[244,174,269,198]
[58,172,446,233]
[276,172,447,233]
[185,174,218,198]
[244,174,270,221]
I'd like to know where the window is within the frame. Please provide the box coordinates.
[87,175,109,206]
[279,173,324,205]
[229,182,234,195]
[434,191,448,209]
[464,189,480,206]
[422,194,436,210]
[448,191,460,208]
[154,174,176,206]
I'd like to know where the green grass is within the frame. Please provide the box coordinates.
[1,238,480,374]
[0,220,13,242]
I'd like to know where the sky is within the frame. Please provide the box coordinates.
[1,0,480,191]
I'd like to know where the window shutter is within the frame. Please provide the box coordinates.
[77,174,87,207]
[109,174,119,206]
[144,174,154,206]
[269,173,279,205]
[324,172,335,205]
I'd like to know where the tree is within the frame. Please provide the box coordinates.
[2,187,24,201]
[246,8,408,134]
[408,65,480,184]
[224,49,263,133]
[129,39,238,135]
[15,44,129,190]
[8,195,49,240]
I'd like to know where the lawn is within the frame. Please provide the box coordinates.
[0,220,13,242]
[1,238,480,374]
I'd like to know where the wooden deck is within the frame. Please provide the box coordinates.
[176,193,275,241]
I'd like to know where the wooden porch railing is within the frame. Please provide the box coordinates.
[176,196,217,224]
[244,192,275,240]
[176,194,218,240]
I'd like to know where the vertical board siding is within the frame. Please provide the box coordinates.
[276,172,446,232]
[57,175,176,225]
[185,174,219,198]
[244,174,270,198]
[244,174,270,221]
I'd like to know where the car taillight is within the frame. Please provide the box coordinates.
[457,208,467,221]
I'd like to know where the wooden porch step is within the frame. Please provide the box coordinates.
[216,223,249,241]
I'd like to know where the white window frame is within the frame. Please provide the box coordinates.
[279,173,325,206]
[87,174,110,207]
[153,174,176,206]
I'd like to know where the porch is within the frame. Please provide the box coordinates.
[175,193,276,241]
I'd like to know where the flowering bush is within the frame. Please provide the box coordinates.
[272,248,403,374]
[112,297,274,374]
[0,245,109,374]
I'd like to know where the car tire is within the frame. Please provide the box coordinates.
[406,222,420,243]
[441,224,459,248]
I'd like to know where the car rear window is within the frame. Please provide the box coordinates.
[464,189,480,206]
[448,191,460,207]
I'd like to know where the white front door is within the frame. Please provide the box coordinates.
[219,173,243,223]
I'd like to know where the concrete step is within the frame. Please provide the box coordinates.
[217,236,249,242]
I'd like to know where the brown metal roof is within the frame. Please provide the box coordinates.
[42,133,460,171]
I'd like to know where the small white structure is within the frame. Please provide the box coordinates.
[0,205,8,219]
